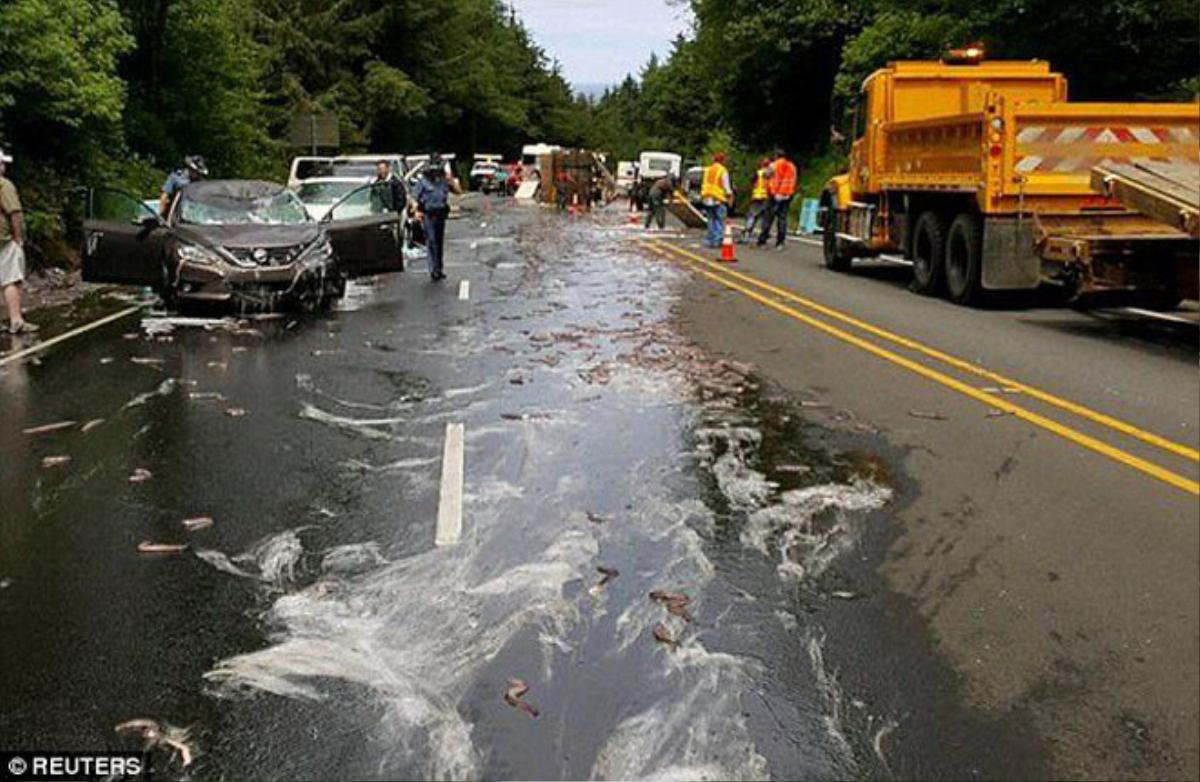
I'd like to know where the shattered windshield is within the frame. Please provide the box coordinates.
[179,189,311,226]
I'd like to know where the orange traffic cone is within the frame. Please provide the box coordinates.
[719,223,736,262]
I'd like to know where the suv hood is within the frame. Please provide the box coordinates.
[173,223,322,250]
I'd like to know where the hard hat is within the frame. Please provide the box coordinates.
[0,148,12,164]
[185,155,209,176]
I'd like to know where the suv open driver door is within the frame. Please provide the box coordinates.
[321,183,404,278]
[81,189,168,287]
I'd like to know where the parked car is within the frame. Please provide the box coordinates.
[82,180,405,311]
[469,161,503,193]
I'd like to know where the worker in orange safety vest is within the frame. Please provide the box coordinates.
[757,148,797,249]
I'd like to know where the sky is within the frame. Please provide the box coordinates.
[508,0,692,92]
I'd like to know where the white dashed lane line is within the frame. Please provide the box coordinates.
[435,422,465,546]
[459,280,470,301]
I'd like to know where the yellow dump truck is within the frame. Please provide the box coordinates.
[821,51,1200,306]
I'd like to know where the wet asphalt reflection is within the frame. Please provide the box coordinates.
[3,202,905,780]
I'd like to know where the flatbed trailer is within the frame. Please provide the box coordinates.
[821,55,1200,307]
[1091,160,1200,238]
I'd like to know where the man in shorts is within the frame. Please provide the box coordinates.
[0,147,37,335]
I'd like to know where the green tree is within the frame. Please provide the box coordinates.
[0,0,134,260]
[0,0,133,154]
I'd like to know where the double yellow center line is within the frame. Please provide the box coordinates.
[643,239,1199,496]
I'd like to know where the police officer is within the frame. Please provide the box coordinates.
[159,155,208,217]
[411,153,462,281]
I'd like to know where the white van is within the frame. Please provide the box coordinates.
[637,151,681,184]
[520,143,561,171]
[615,160,638,192]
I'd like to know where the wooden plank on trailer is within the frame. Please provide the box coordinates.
[1097,162,1198,206]
[1122,162,1200,205]
[1092,160,1200,238]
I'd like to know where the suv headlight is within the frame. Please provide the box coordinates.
[297,237,333,266]
[176,243,224,266]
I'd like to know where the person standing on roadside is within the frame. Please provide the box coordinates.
[159,155,208,218]
[757,148,797,250]
[741,157,771,244]
[0,148,37,335]
[411,153,461,282]
[701,152,733,248]
[643,173,675,231]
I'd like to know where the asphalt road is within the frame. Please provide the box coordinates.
[648,226,1199,780]
[0,200,1195,781]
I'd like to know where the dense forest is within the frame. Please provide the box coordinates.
[1,0,1197,264]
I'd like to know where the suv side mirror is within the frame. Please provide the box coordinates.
[133,214,162,228]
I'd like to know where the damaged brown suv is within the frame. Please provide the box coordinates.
[81,180,405,311]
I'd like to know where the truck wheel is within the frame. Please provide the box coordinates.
[822,195,851,271]
[911,212,946,295]
[945,213,984,305]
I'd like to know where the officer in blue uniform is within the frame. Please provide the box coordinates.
[159,155,207,217]
[411,153,462,281]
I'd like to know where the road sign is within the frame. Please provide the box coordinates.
[287,114,340,152]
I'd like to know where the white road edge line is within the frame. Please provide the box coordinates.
[458,279,470,301]
[790,234,912,265]
[1118,307,1199,326]
[0,303,147,368]
[435,422,465,546]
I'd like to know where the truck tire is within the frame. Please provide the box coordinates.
[911,211,946,295]
[821,194,851,271]
[945,213,984,305]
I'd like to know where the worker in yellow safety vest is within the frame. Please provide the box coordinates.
[701,152,733,248]
[740,157,771,244]
[757,148,797,249]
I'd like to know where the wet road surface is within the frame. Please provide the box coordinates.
[649,228,1199,780]
[0,200,1194,780]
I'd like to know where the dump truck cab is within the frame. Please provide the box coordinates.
[823,51,1200,307]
